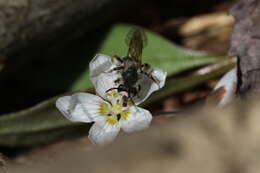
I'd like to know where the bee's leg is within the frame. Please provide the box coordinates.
[141,63,159,85]
[126,91,135,106]
[96,92,113,105]
[106,87,118,93]
[107,66,124,73]
[149,74,161,89]
[141,63,153,73]
[125,87,137,106]
[150,74,160,84]
[129,97,136,106]
[112,55,123,63]
[122,96,129,107]
[137,84,141,92]
[114,78,123,84]
[141,65,161,89]
[134,84,142,99]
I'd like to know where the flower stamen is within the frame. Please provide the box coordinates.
[106,117,117,124]
[97,91,133,124]
[98,103,109,115]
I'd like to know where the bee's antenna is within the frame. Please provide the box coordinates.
[96,92,113,106]
[106,87,118,93]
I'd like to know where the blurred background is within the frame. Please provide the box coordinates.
[0,0,238,168]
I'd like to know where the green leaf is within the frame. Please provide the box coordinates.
[0,59,235,147]
[0,94,90,146]
[0,23,232,146]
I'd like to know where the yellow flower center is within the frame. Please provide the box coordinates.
[97,91,131,124]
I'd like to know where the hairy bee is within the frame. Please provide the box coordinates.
[106,28,159,106]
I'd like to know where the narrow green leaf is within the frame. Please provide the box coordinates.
[0,93,91,146]
[0,59,235,147]
[0,24,232,146]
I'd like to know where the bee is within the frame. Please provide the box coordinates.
[106,27,159,106]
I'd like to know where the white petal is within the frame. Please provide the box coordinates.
[89,54,122,98]
[121,106,152,133]
[88,121,120,145]
[133,68,167,104]
[56,93,105,123]
[214,68,237,107]
[56,96,76,119]
[93,72,121,98]
[89,54,113,78]
[152,68,167,88]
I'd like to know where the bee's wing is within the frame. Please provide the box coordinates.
[125,27,147,63]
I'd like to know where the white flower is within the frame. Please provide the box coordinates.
[56,53,166,145]
[89,54,167,104]
[56,91,152,145]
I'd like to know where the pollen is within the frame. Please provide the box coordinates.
[101,90,132,123]
[106,90,118,97]
[112,91,119,97]
[98,103,109,115]
[121,111,130,120]
[106,117,117,124]
[127,100,134,107]
[112,104,122,113]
